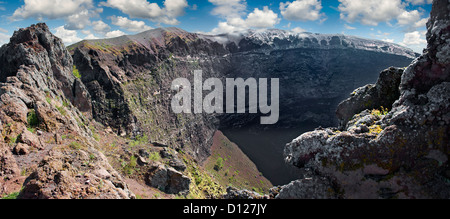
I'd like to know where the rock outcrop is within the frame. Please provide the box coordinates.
[0,23,134,199]
[283,0,449,199]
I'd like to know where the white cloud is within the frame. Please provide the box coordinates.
[65,9,92,30]
[164,0,188,17]
[84,34,99,40]
[0,32,10,45]
[110,16,152,33]
[406,0,433,5]
[11,0,101,30]
[209,1,280,34]
[291,27,306,33]
[401,31,427,46]
[92,20,111,34]
[102,0,188,25]
[338,0,405,26]
[81,30,99,40]
[0,27,7,33]
[344,24,356,30]
[245,6,280,28]
[338,0,429,32]
[412,17,429,29]
[210,7,280,34]
[397,11,429,31]
[208,0,247,18]
[280,0,323,22]
[12,0,94,20]
[105,30,126,38]
[382,38,395,43]
[54,26,82,45]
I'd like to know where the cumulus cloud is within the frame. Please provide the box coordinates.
[105,30,126,38]
[54,26,82,45]
[208,0,247,18]
[399,30,427,53]
[110,16,153,32]
[245,6,280,28]
[209,1,280,34]
[338,0,429,31]
[102,0,188,25]
[92,20,111,34]
[65,9,93,30]
[210,7,280,34]
[280,0,323,22]
[11,0,101,30]
[338,0,404,26]
[12,0,93,20]
[401,31,427,46]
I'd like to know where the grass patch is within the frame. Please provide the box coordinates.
[129,134,149,147]
[73,65,81,79]
[122,156,138,175]
[1,192,20,199]
[148,152,161,162]
[56,106,67,116]
[69,142,82,150]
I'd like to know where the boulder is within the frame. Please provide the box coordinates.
[14,143,30,155]
[147,164,190,194]
[18,129,43,150]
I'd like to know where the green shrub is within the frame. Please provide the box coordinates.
[27,109,39,127]
[214,157,224,171]
[123,156,138,175]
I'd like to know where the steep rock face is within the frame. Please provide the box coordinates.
[0,23,134,199]
[0,24,92,116]
[69,28,229,161]
[283,0,449,199]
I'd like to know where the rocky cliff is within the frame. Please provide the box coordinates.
[0,24,134,199]
[282,0,449,199]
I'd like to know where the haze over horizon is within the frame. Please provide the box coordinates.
[0,0,432,53]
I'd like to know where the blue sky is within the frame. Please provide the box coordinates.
[0,0,433,52]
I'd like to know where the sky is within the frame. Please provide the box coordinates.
[0,0,433,53]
